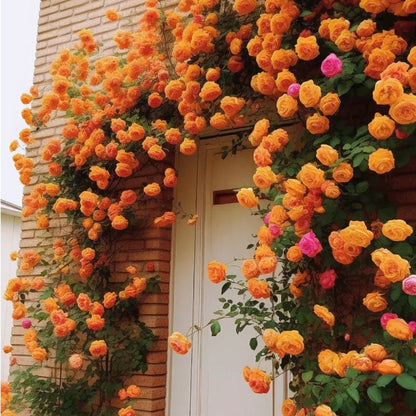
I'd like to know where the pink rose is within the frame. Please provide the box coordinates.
[319,269,337,289]
[269,224,282,238]
[380,312,398,329]
[299,231,323,258]
[263,213,270,225]
[22,318,32,329]
[287,83,301,97]
[409,321,416,334]
[321,53,343,77]
[403,275,416,296]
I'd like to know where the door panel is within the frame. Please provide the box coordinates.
[168,137,283,416]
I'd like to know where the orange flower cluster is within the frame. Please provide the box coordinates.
[318,343,403,377]
[262,328,305,358]
[242,366,271,394]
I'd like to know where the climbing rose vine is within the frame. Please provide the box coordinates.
[2,0,416,415]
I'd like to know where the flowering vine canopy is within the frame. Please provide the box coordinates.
[3,0,416,415]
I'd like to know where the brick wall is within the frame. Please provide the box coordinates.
[12,0,173,414]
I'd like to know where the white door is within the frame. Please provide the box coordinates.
[168,135,284,416]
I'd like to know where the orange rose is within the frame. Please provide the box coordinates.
[313,305,335,326]
[262,328,279,351]
[318,349,339,374]
[148,144,166,161]
[241,259,260,279]
[386,318,413,340]
[319,93,341,116]
[368,113,395,140]
[126,384,141,398]
[254,72,276,96]
[242,367,271,393]
[316,145,339,166]
[31,347,47,361]
[276,330,304,355]
[335,29,356,52]
[233,0,256,15]
[258,255,277,274]
[275,69,297,93]
[368,148,395,174]
[299,80,321,108]
[247,278,270,298]
[333,162,353,183]
[365,48,395,80]
[111,215,129,230]
[285,179,306,197]
[373,78,404,105]
[281,398,297,416]
[270,13,292,35]
[351,354,373,372]
[103,292,117,308]
[376,359,403,375]
[89,340,107,357]
[199,81,222,102]
[382,219,413,241]
[210,112,230,130]
[12,302,26,320]
[315,404,336,416]
[364,344,387,361]
[286,246,303,262]
[207,261,227,283]
[253,166,276,189]
[179,138,197,155]
[306,113,330,135]
[168,332,191,354]
[144,183,161,197]
[324,182,341,199]
[340,220,374,248]
[363,292,387,312]
[328,17,350,42]
[237,188,258,208]
[220,96,245,116]
[298,163,325,189]
[356,19,376,37]
[86,314,105,331]
[77,293,91,312]
[295,36,319,61]
[389,93,416,125]
[276,94,298,118]
[118,406,135,416]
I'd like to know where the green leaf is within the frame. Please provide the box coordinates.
[376,374,395,387]
[355,181,369,193]
[353,153,366,167]
[210,321,221,336]
[299,9,312,17]
[367,385,382,403]
[353,74,366,84]
[392,242,413,258]
[396,373,416,391]
[347,387,360,403]
[404,356,416,372]
[404,391,416,410]
[221,281,231,294]
[249,337,258,350]
[302,370,313,383]
[337,80,353,96]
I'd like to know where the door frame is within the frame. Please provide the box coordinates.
[166,133,291,415]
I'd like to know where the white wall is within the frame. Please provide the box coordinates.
[1,205,22,381]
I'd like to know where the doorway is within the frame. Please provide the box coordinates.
[167,134,284,415]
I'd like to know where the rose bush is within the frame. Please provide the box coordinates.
[3,0,416,415]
